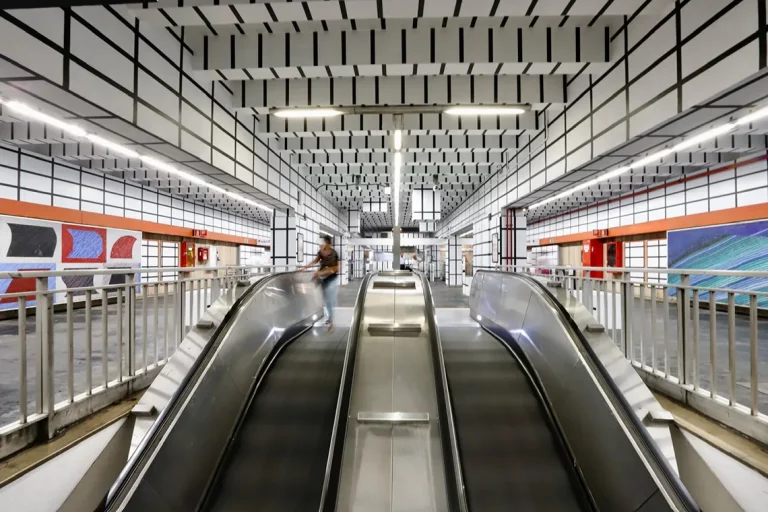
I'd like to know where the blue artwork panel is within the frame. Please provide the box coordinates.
[667,220,768,307]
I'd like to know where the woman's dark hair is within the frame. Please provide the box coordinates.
[322,234,333,244]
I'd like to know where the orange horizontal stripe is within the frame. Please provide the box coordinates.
[0,199,265,247]
[535,203,768,246]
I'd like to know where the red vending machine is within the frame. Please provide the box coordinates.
[582,239,604,278]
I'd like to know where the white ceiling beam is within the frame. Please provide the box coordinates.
[197,25,606,77]
[303,164,492,176]
[259,112,537,135]
[0,122,82,145]
[294,150,504,165]
[279,133,518,152]
[312,174,484,185]
[236,76,564,112]
[132,1,661,28]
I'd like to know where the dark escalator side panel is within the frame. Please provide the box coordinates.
[203,328,348,512]
[442,328,586,512]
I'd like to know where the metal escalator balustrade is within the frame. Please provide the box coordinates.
[469,270,699,512]
[200,326,349,511]
[318,271,375,511]
[103,270,326,511]
[439,326,593,511]
[415,270,468,512]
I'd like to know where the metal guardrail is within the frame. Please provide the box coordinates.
[494,263,768,442]
[0,265,292,449]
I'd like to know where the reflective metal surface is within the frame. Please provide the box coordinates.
[496,263,768,445]
[471,270,698,512]
[106,271,321,511]
[336,273,449,512]
[357,412,430,424]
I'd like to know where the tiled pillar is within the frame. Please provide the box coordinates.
[447,235,462,286]
[338,234,349,285]
[271,209,296,269]
[501,208,527,271]
[354,246,365,278]
[392,227,401,270]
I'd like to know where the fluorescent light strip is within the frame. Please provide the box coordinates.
[445,106,527,116]
[394,151,402,226]
[1,99,272,213]
[3,100,87,137]
[458,231,473,237]
[87,134,139,159]
[528,103,768,210]
[393,129,402,151]
[272,108,343,118]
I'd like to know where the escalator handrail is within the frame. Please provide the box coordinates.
[498,270,700,512]
[416,271,469,512]
[103,271,296,510]
[318,271,375,512]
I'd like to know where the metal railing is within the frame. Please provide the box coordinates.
[0,264,291,450]
[496,263,768,442]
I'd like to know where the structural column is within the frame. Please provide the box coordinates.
[354,246,365,279]
[447,235,462,286]
[271,209,297,269]
[392,226,401,270]
[501,208,527,271]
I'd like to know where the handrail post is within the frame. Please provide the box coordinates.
[178,276,187,343]
[36,277,54,437]
[582,270,593,316]
[126,273,137,377]
[621,271,631,357]
[680,274,691,385]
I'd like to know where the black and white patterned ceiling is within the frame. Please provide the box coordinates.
[127,0,675,229]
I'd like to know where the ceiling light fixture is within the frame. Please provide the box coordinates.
[394,151,402,227]
[459,231,473,237]
[0,99,273,214]
[445,106,528,116]
[393,129,402,150]
[3,100,87,137]
[271,108,344,118]
[86,134,139,159]
[735,105,768,126]
[526,102,768,211]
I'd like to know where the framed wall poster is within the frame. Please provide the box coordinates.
[297,233,304,263]
[492,233,499,264]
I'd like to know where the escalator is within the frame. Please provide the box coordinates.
[441,327,591,511]
[103,272,374,512]
[201,326,348,512]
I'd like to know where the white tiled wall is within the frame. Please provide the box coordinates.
[0,144,271,240]
[0,6,346,262]
[527,156,768,245]
[436,2,767,238]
